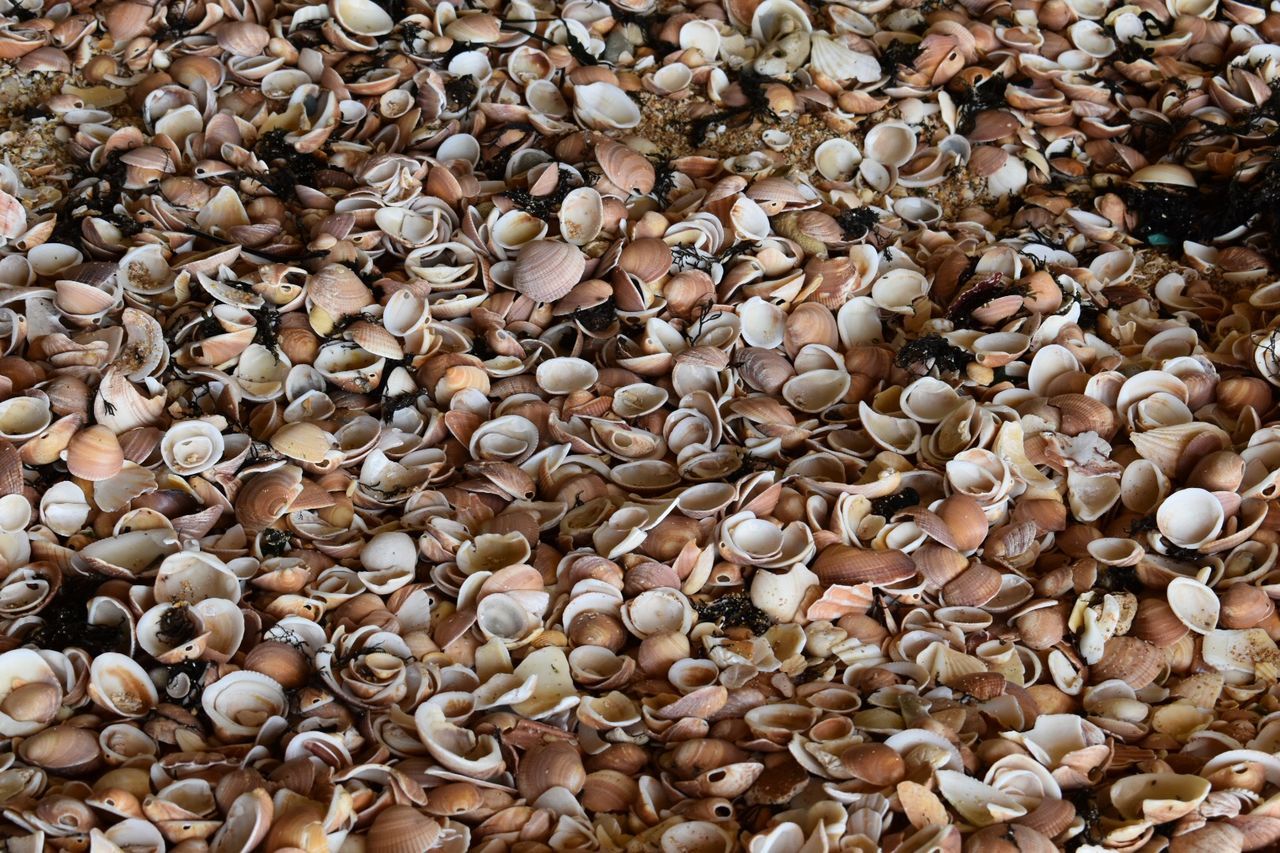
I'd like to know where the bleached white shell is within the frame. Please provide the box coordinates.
[739,297,787,349]
[1156,488,1224,548]
[814,138,861,181]
[331,0,393,36]
[621,588,696,638]
[536,357,599,394]
[1167,577,1220,634]
[863,121,918,167]
[160,419,226,477]
[202,670,287,739]
[870,268,930,313]
[573,81,642,130]
[39,480,90,537]
[782,369,851,413]
[558,187,604,246]
[809,33,880,82]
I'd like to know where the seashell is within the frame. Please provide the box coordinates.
[65,425,124,481]
[809,33,880,83]
[367,805,441,853]
[89,653,158,719]
[596,140,656,195]
[513,241,586,303]
[1166,577,1220,634]
[1220,584,1274,629]
[1110,773,1211,823]
[864,122,918,167]
[18,725,101,775]
[559,187,605,246]
[1157,488,1224,549]
[202,670,287,740]
[813,544,916,586]
[840,742,906,786]
[537,357,599,395]
[814,138,861,181]
[1090,636,1162,688]
[573,82,642,130]
[331,0,393,36]
[160,420,225,477]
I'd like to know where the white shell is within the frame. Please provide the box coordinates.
[1167,577,1220,634]
[738,297,787,349]
[1157,488,1224,548]
[202,670,287,740]
[160,419,226,477]
[863,121,918,167]
[558,187,604,246]
[331,0,393,36]
[573,82,642,130]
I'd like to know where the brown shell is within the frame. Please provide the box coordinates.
[1090,636,1162,689]
[65,425,124,481]
[367,805,441,853]
[941,563,1001,607]
[18,725,101,775]
[934,494,989,552]
[516,741,586,801]
[1132,598,1191,648]
[235,465,305,532]
[949,671,1007,700]
[618,238,673,284]
[244,641,310,689]
[595,139,656,195]
[840,743,906,786]
[1015,798,1077,839]
[813,544,916,586]
[1050,393,1118,438]
[1219,584,1275,629]
[912,543,969,589]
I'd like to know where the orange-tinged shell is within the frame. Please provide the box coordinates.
[65,425,124,481]
[308,264,374,319]
[913,543,969,589]
[935,494,989,552]
[580,770,639,813]
[235,465,304,532]
[813,544,916,586]
[513,241,586,302]
[1133,598,1190,648]
[244,641,310,689]
[18,725,101,775]
[1220,585,1275,629]
[1051,393,1117,438]
[424,782,483,817]
[516,741,586,801]
[840,743,906,786]
[941,563,1002,607]
[367,805,440,853]
[1091,636,1162,688]
[595,139,656,195]
[618,238,673,284]
[1015,798,1077,839]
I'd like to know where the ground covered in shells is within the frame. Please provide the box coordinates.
[3,0,1280,850]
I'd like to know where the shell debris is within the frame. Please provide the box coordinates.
[0,0,1278,848]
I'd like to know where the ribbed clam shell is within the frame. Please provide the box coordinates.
[513,241,586,302]
[813,544,916,586]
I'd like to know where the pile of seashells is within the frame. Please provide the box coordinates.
[1,0,1280,848]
